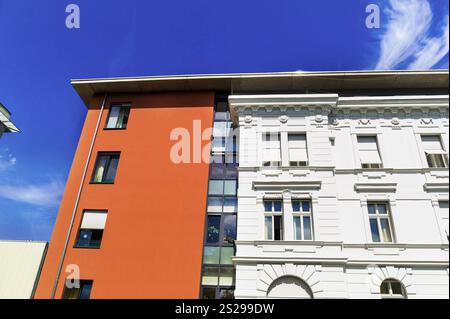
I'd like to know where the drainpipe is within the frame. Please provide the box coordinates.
[51,94,108,299]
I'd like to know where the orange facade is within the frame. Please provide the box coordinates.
[35,92,214,299]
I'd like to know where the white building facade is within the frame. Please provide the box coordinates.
[230,94,449,299]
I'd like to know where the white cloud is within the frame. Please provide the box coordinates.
[408,15,449,70]
[374,0,449,70]
[0,180,64,208]
[0,150,17,172]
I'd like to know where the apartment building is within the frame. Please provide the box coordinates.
[34,70,449,299]
[0,103,19,139]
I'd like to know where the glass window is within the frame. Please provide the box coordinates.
[202,267,219,285]
[380,280,407,299]
[274,216,283,241]
[106,104,130,129]
[207,197,222,213]
[91,153,120,184]
[220,247,234,265]
[219,268,235,286]
[292,200,313,241]
[265,216,273,240]
[62,280,93,299]
[208,180,224,195]
[222,214,237,243]
[203,247,220,264]
[206,215,221,244]
[223,198,237,213]
[224,180,237,195]
[75,229,104,248]
[219,288,235,299]
[368,203,394,243]
[201,287,216,299]
[357,136,383,168]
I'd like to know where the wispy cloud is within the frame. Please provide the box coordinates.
[374,0,449,70]
[0,149,17,172]
[0,180,64,208]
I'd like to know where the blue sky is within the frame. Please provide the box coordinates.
[0,0,448,241]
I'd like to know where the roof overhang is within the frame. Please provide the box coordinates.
[71,69,449,107]
[0,104,20,133]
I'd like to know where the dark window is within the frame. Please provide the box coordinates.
[426,153,449,168]
[201,287,216,299]
[105,104,130,129]
[222,214,237,244]
[274,216,283,240]
[62,280,93,299]
[91,153,120,183]
[206,215,221,244]
[75,229,104,248]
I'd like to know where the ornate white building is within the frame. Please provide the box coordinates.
[230,93,449,299]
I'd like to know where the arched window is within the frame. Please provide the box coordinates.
[267,276,313,299]
[380,279,407,299]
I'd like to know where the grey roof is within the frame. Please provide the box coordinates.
[71,69,449,107]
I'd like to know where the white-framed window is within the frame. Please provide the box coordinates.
[262,132,281,167]
[367,202,394,243]
[292,200,313,240]
[357,136,383,169]
[380,279,407,299]
[264,200,283,240]
[75,210,108,248]
[421,135,449,168]
[288,134,308,167]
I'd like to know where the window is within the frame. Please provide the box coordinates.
[208,180,237,196]
[206,214,237,244]
[368,203,394,243]
[421,135,448,168]
[105,104,130,129]
[62,280,93,299]
[288,134,308,167]
[202,267,235,287]
[91,153,120,183]
[292,200,313,240]
[262,133,281,167]
[357,136,383,169]
[380,280,407,299]
[438,201,449,240]
[264,200,283,240]
[75,211,107,248]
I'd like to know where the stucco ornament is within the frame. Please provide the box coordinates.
[315,115,324,123]
[244,115,253,124]
[279,115,289,124]
[391,117,400,125]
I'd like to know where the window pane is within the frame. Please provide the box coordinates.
[274,201,282,212]
[223,197,237,213]
[224,181,237,195]
[368,204,376,214]
[370,219,381,242]
[202,287,216,299]
[104,157,119,183]
[222,214,237,243]
[214,112,229,122]
[302,201,311,212]
[224,164,237,179]
[380,282,390,295]
[202,267,219,285]
[210,164,224,179]
[76,230,92,247]
[220,247,234,265]
[294,217,302,240]
[377,204,387,214]
[203,247,220,264]
[219,268,234,286]
[219,289,234,299]
[206,215,221,244]
[391,282,403,295]
[117,106,130,129]
[106,106,120,128]
[380,218,393,242]
[264,201,272,212]
[292,201,300,212]
[79,283,92,299]
[92,156,108,182]
[303,216,312,240]
[265,216,273,240]
[274,216,283,240]
[207,197,223,213]
[209,180,224,195]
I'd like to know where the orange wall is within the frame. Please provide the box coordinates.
[35,92,214,299]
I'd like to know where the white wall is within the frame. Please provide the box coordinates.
[231,94,449,299]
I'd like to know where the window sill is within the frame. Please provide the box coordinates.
[73,246,101,250]
[89,182,115,185]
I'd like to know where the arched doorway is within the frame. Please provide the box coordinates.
[267,276,313,299]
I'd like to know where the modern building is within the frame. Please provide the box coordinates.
[0,103,20,139]
[35,70,449,299]
[0,241,47,299]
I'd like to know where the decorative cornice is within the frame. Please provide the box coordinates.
[424,182,449,193]
[253,180,322,191]
[354,183,397,193]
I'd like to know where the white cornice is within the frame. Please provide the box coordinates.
[354,182,398,193]
[253,180,322,191]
